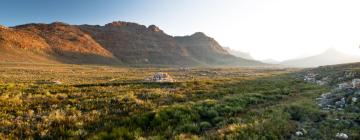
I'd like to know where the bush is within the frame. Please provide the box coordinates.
[90,127,136,140]
[199,121,212,131]
[285,105,326,122]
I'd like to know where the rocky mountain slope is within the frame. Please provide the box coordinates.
[0,22,119,64]
[78,22,196,65]
[0,21,264,66]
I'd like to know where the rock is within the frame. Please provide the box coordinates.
[145,72,174,82]
[345,71,356,78]
[338,82,352,90]
[179,67,190,71]
[321,92,332,98]
[352,97,358,103]
[304,72,317,82]
[52,80,63,85]
[317,92,334,107]
[335,97,346,108]
[200,73,207,76]
[148,25,163,32]
[352,79,360,88]
[336,133,348,139]
[295,131,303,136]
[316,80,327,85]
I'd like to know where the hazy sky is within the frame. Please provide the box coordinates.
[1,0,360,61]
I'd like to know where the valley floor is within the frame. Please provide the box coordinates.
[0,63,359,139]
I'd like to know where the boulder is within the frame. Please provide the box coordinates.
[148,25,163,33]
[316,80,327,86]
[145,72,175,82]
[352,79,360,88]
[295,131,303,136]
[352,97,358,103]
[335,97,346,108]
[338,82,352,90]
[335,133,348,139]
[52,80,63,85]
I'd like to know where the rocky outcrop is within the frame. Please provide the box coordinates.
[148,25,163,33]
[302,63,360,112]
[145,72,175,82]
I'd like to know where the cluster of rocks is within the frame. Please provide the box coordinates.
[302,71,360,139]
[316,79,360,111]
[303,72,330,86]
[178,67,191,71]
[303,71,360,111]
[145,72,175,82]
[336,133,349,139]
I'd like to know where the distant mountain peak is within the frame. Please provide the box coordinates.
[148,25,163,32]
[191,32,207,37]
[105,21,142,27]
[50,22,70,26]
[281,47,360,67]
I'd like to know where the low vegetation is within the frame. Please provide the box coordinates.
[0,63,359,139]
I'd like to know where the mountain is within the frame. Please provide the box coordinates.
[0,22,119,64]
[0,21,264,66]
[174,32,261,65]
[281,48,360,67]
[78,22,196,65]
[223,47,254,60]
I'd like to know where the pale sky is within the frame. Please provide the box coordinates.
[1,0,360,61]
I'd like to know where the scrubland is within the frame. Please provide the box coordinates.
[0,63,358,139]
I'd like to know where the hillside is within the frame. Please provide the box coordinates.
[78,22,197,65]
[79,22,263,66]
[0,22,119,64]
[0,21,265,66]
[281,48,360,67]
[174,32,262,66]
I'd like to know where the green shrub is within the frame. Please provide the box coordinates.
[199,121,212,130]
[90,127,136,140]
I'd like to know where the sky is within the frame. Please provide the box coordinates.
[1,0,360,61]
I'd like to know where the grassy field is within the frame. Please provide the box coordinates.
[1,63,357,139]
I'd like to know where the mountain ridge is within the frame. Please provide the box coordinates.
[0,21,265,66]
[281,48,360,67]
